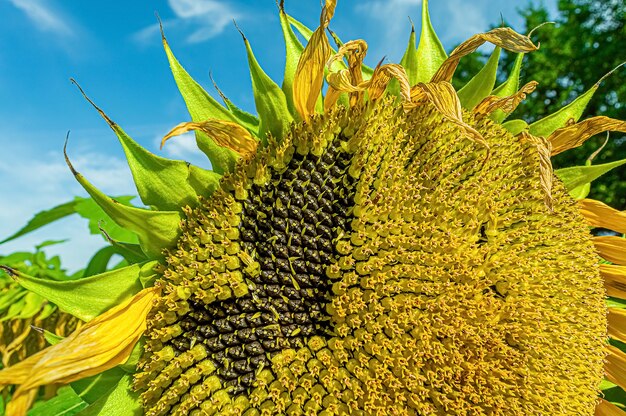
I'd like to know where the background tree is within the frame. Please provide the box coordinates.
[455,0,626,209]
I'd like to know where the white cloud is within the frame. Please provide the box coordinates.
[7,0,73,37]
[133,0,240,45]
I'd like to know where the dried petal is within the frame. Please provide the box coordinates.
[409,81,487,148]
[549,116,626,155]
[162,120,259,159]
[431,28,538,83]
[474,81,538,118]
[292,0,337,121]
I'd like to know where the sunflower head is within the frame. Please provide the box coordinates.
[2,1,626,415]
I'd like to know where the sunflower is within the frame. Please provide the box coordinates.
[1,0,626,415]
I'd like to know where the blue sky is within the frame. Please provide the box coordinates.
[0,0,557,271]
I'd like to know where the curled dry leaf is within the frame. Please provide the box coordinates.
[473,81,538,117]
[548,116,626,155]
[162,120,259,159]
[431,28,538,83]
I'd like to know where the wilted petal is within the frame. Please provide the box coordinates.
[409,82,487,148]
[162,120,259,159]
[549,116,626,155]
[473,81,538,117]
[519,132,554,211]
[0,287,158,416]
[368,63,411,102]
[431,28,538,83]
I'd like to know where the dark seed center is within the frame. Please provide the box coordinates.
[171,139,354,394]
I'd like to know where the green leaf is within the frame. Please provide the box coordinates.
[3,262,147,322]
[242,32,293,143]
[280,6,306,117]
[72,80,219,212]
[491,53,524,122]
[415,0,447,83]
[83,246,119,277]
[113,126,219,211]
[15,291,44,319]
[389,24,418,96]
[162,31,238,173]
[0,200,76,245]
[502,119,529,135]
[74,197,139,244]
[1,297,26,321]
[76,374,141,416]
[556,157,626,194]
[28,386,88,416]
[71,367,127,405]
[529,84,598,138]
[457,47,501,109]
[210,75,260,132]
[67,153,182,259]
[41,327,64,345]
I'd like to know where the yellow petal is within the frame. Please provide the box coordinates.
[596,399,626,416]
[549,116,626,155]
[609,308,626,343]
[162,120,258,159]
[606,345,626,392]
[579,199,626,234]
[473,81,538,117]
[519,132,554,211]
[368,63,411,103]
[5,388,37,416]
[292,0,336,121]
[409,81,487,148]
[601,264,626,299]
[594,236,626,265]
[431,28,538,83]
[0,287,158,416]
[327,39,368,85]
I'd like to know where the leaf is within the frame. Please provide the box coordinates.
[279,5,306,117]
[74,197,139,245]
[556,157,626,195]
[82,247,119,278]
[71,80,219,212]
[457,47,501,109]
[27,386,87,416]
[502,119,529,135]
[1,262,147,322]
[389,24,417,96]
[240,31,293,143]
[0,200,76,245]
[415,0,447,83]
[209,74,260,132]
[15,292,44,320]
[529,64,625,138]
[39,328,64,346]
[66,146,182,259]
[71,367,127,405]
[75,374,141,416]
[491,52,524,122]
[163,120,258,159]
[161,27,238,173]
